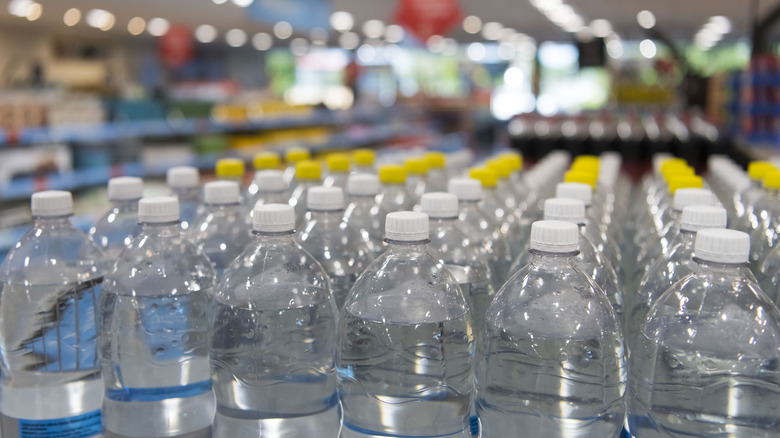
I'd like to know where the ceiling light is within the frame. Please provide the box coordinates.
[8,0,32,17]
[290,37,309,56]
[226,29,247,47]
[231,0,254,6]
[273,21,293,39]
[362,20,385,39]
[708,16,731,34]
[147,17,170,36]
[467,42,486,62]
[606,39,623,58]
[330,11,353,33]
[212,0,227,4]
[127,17,146,35]
[498,42,516,60]
[63,8,80,26]
[590,19,612,38]
[339,32,360,50]
[427,35,444,53]
[87,9,113,29]
[639,39,657,58]
[195,24,218,43]
[481,22,503,40]
[462,15,482,34]
[357,44,376,63]
[252,32,272,50]
[25,2,41,21]
[637,10,656,29]
[385,24,405,43]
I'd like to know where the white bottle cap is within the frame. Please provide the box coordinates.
[680,205,727,232]
[544,198,586,224]
[31,190,73,217]
[695,228,749,264]
[139,196,179,223]
[421,192,459,219]
[448,177,482,201]
[555,182,593,207]
[307,186,345,211]
[204,181,240,205]
[253,170,287,192]
[253,203,295,232]
[166,166,200,188]
[108,177,143,201]
[386,211,429,241]
[530,220,580,253]
[346,173,380,196]
[673,188,716,211]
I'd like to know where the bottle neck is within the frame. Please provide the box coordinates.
[308,209,344,222]
[676,229,697,247]
[140,221,182,238]
[33,215,73,230]
[204,203,241,213]
[171,186,199,201]
[693,258,748,276]
[251,230,297,243]
[348,194,378,204]
[110,198,140,211]
[429,217,459,230]
[529,249,579,265]
[385,240,429,256]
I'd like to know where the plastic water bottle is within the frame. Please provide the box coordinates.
[628,205,728,351]
[448,177,513,290]
[478,220,626,437]
[469,168,524,258]
[299,186,373,308]
[216,158,247,206]
[338,211,475,438]
[99,196,217,438]
[324,153,351,188]
[0,191,108,438]
[424,152,449,192]
[188,181,247,279]
[511,197,625,327]
[246,152,281,212]
[210,203,340,438]
[735,161,774,230]
[283,147,311,187]
[167,166,201,231]
[289,160,322,229]
[749,170,780,271]
[344,173,387,255]
[404,157,428,204]
[353,149,376,174]
[485,158,519,213]
[248,169,288,211]
[628,229,780,437]
[89,176,143,259]
[378,164,415,212]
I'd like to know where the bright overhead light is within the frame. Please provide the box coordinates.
[8,0,32,17]
[195,24,218,43]
[497,42,516,60]
[86,9,113,30]
[63,8,80,26]
[231,0,254,7]
[467,42,486,62]
[708,16,731,34]
[290,37,309,56]
[357,44,376,63]
[637,10,656,29]
[639,39,657,58]
[504,66,524,87]
[482,21,503,40]
[427,35,444,53]
[127,17,146,35]
[385,24,405,43]
[252,32,272,50]
[575,27,594,42]
[339,32,360,50]
[25,2,41,21]
[273,21,293,39]
[330,11,353,33]
[590,19,612,38]
[147,17,170,36]
[212,0,227,4]
[606,39,623,58]
[462,15,482,34]
[384,43,401,60]
[226,28,247,47]
[362,20,385,39]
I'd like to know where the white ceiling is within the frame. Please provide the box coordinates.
[0,0,776,45]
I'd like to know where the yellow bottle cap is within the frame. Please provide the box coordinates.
[216,158,245,179]
[763,170,780,189]
[570,160,599,173]
[286,147,310,163]
[426,152,446,169]
[379,164,406,184]
[295,160,321,180]
[668,175,703,193]
[253,152,280,170]
[353,149,376,166]
[660,159,688,175]
[748,161,775,181]
[500,154,523,171]
[564,171,597,189]
[405,158,429,175]
[326,153,351,173]
[662,166,695,181]
[469,167,498,188]
[486,159,511,179]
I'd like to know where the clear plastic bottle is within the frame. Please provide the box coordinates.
[89,176,143,259]
[478,220,626,437]
[344,173,387,255]
[0,191,108,438]
[510,197,625,328]
[299,186,373,308]
[735,161,774,231]
[211,203,340,438]
[425,152,449,192]
[486,158,519,214]
[378,164,415,213]
[628,229,780,437]
[469,168,524,258]
[448,177,513,290]
[167,166,201,231]
[99,196,217,438]
[246,151,281,213]
[628,205,728,351]
[324,153,351,188]
[749,170,780,271]
[352,149,376,174]
[404,157,429,204]
[247,169,289,217]
[338,211,475,438]
[188,181,248,279]
[289,160,322,229]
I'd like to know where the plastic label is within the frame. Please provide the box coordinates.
[18,410,101,438]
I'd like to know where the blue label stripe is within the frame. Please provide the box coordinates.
[18,409,101,438]
[106,379,212,402]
